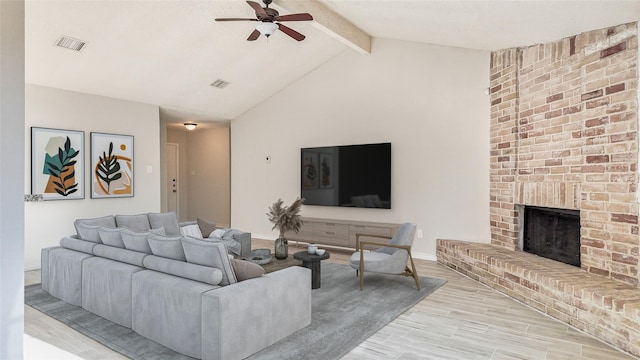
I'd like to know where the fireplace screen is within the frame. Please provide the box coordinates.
[523,206,581,267]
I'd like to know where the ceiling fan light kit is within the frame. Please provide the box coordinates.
[256,22,279,37]
[215,0,313,41]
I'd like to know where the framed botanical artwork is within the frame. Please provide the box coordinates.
[31,127,85,200]
[90,132,134,198]
[320,153,333,189]
[302,151,319,190]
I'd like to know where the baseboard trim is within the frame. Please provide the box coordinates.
[412,252,437,261]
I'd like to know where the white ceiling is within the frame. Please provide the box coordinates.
[26,1,640,127]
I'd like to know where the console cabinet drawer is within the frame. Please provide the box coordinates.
[287,218,400,249]
[349,225,392,247]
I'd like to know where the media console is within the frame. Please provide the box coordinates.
[285,217,401,249]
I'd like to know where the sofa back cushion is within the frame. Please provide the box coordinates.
[75,223,102,243]
[181,237,237,286]
[74,215,116,236]
[148,212,180,236]
[115,214,150,232]
[147,234,186,261]
[98,227,125,248]
[121,229,152,254]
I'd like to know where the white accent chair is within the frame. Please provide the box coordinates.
[348,222,420,290]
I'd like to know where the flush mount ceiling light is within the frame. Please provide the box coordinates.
[256,22,279,38]
[183,123,197,131]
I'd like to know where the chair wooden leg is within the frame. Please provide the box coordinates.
[408,253,420,291]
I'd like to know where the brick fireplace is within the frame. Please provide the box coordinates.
[437,22,640,357]
[489,22,639,287]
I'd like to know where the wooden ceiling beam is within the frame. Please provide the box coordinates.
[274,0,371,54]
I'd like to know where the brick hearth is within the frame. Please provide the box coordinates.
[437,239,640,357]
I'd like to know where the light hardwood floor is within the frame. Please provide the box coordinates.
[24,239,636,360]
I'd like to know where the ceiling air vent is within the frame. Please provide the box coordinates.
[54,36,87,52]
[210,79,230,89]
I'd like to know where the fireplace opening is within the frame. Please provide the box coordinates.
[522,206,581,267]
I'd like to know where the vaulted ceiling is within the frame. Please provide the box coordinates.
[26,1,640,127]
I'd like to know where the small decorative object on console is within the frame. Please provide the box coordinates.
[267,197,304,260]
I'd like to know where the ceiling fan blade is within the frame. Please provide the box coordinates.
[215,18,258,22]
[278,23,305,41]
[247,29,261,41]
[274,13,313,22]
[246,1,267,18]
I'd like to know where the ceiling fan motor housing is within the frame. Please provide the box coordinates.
[258,7,279,21]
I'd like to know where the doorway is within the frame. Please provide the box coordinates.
[166,143,179,218]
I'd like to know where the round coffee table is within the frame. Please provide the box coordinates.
[293,251,330,289]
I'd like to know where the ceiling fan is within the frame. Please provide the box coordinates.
[215,0,313,41]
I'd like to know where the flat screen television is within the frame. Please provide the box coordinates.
[300,142,391,209]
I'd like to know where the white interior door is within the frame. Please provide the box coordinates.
[166,143,179,217]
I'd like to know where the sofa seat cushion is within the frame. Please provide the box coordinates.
[132,270,219,359]
[115,213,150,232]
[182,237,237,286]
[45,247,93,306]
[148,212,180,236]
[82,257,144,328]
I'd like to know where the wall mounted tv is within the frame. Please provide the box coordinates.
[301,142,391,209]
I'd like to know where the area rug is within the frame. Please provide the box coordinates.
[25,262,446,360]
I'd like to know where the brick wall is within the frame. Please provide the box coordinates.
[489,22,639,287]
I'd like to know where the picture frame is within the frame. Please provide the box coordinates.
[31,127,85,200]
[320,153,333,189]
[90,132,134,198]
[302,151,319,190]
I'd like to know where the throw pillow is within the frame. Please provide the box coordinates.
[181,237,237,286]
[147,234,186,261]
[180,224,203,239]
[210,229,225,238]
[231,259,265,281]
[76,223,102,243]
[98,227,125,248]
[121,229,152,254]
[197,217,217,238]
[115,214,150,232]
[148,212,180,236]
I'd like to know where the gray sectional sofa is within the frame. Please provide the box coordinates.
[40,212,312,360]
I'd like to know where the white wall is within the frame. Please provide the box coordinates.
[24,85,161,269]
[231,38,491,259]
[0,1,25,358]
